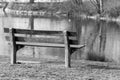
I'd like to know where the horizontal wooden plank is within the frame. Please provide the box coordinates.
[70,44,86,48]
[14,28,63,36]
[5,37,78,45]
[16,41,85,48]
[15,36,78,44]
[15,36,64,44]
[4,28,63,36]
[16,42,65,48]
[4,35,78,44]
[68,32,77,36]
[4,28,77,36]
[69,40,78,44]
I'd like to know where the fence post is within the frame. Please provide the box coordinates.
[63,30,71,68]
[10,28,17,64]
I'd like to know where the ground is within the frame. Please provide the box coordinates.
[0,56,120,80]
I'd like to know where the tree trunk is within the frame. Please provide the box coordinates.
[90,0,103,15]
[28,16,35,58]
[99,0,103,14]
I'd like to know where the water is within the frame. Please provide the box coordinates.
[1,9,120,63]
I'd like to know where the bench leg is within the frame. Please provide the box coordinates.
[10,28,17,64]
[11,46,17,64]
[65,47,71,68]
[64,30,71,68]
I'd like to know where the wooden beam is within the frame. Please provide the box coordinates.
[4,28,63,36]
[68,31,77,36]
[10,28,17,64]
[16,42,65,48]
[14,28,63,36]
[15,36,64,44]
[63,30,71,68]
[70,44,86,49]
[4,28,77,37]
[7,41,85,49]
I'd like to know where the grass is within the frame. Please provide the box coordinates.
[0,56,120,80]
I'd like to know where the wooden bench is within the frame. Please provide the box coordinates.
[4,28,85,68]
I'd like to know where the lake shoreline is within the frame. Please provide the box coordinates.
[3,2,120,22]
[4,2,69,18]
[5,8,67,18]
[5,7,120,22]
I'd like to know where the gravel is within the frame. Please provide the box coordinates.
[0,56,120,80]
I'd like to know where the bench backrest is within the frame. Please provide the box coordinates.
[4,28,85,68]
[4,28,78,48]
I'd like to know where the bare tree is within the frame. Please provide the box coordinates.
[90,0,103,15]
[71,0,83,8]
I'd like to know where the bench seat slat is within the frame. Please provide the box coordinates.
[16,42,85,48]
[70,44,85,48]
[16,42,65,48]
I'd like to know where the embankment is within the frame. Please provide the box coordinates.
[5,2,70,17]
